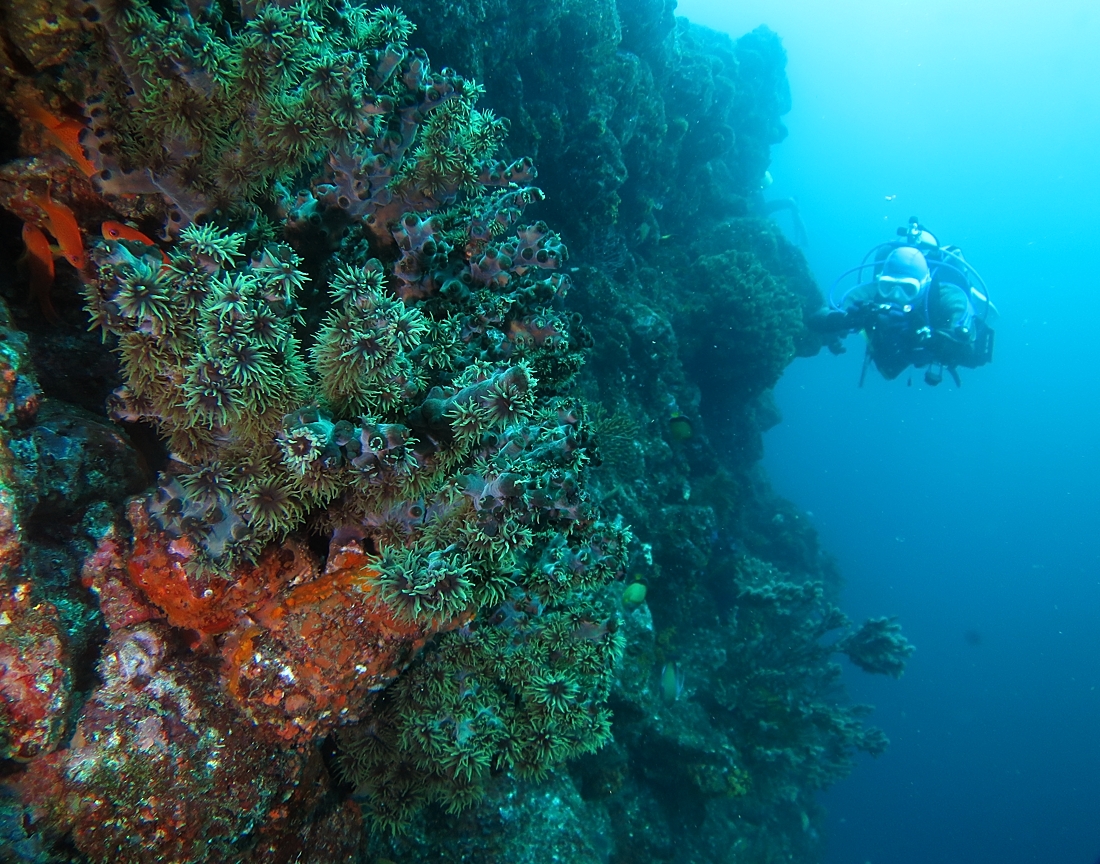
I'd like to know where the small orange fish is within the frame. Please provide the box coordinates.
[43,120,96,178]
[21,223,59,324]
[16,93,97,177]
[30,190,85,270]
[101,220,170,265]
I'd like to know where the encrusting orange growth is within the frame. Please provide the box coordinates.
[223,544,439,746]
[96,500,453,748]
[123,502,299,640]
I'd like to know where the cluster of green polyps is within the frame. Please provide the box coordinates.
[70,0,629,830]
[338,523,628,830]
[81,1,467,231]
[78,0,574,559]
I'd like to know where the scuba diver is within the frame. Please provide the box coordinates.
[811,217,995,386]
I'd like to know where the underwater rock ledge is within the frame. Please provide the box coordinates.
[0,1,912,862]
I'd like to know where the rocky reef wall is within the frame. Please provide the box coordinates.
[0,1,912,862]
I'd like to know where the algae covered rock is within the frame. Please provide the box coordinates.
[678,245,803,402]
[0,586,70,763]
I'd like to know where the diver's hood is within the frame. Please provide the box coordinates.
[828,221,996,323]
[881,246,930,282]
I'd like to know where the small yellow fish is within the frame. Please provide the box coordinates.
[669,412,692,440]
[660,662,684,702]
[622,581,647,605]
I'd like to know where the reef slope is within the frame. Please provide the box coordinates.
[0,1,912,862]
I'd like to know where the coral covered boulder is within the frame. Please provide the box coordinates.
[18,621,356,864]
[0,0,629,845]
[678,246,804,403]
[0,585,71,762]
[83,500,448,748]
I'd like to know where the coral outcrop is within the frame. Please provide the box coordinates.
[360,3,916,862]
[0,0,912,862]
[21,623,317,864]
[0,0,627,857]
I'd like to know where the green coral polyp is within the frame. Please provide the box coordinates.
[180,224,245,269]
[328,261,386,306]
[527,671,581,715]
[374,544,475,625]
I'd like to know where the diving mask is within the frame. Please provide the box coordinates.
[876,275,925,305]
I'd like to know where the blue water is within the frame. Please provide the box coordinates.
[677,1,1100,862]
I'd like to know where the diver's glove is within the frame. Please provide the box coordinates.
[808,308,854,334]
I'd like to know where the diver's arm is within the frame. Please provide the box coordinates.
[933,282,970,332]
[809,301,872,335]
[809,309,851,333]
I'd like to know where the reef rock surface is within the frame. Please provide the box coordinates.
[0,1,912,862]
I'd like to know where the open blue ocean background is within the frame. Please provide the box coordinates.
[676,1,1100,862]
